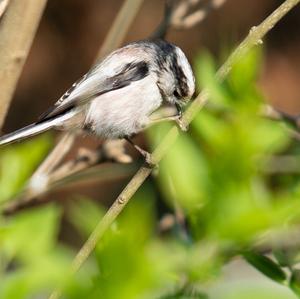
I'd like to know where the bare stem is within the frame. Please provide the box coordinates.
[0,0,48,129]
[49,0,300,298]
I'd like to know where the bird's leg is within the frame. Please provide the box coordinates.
[124,137,155,167]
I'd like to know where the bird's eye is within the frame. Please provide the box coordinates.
[173,90,180,98]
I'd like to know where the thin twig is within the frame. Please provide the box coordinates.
[263,105,300,128]
[171,0,226,29]
[2,139,133,214]
[262,104,300,141]
[151,0,175,39]
[49,1,300,298]
[2,163,137,215]
[152,0,227,39]
[0,0,48,129]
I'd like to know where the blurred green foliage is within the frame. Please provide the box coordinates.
[1,49,300,299]
[0,135,52,203]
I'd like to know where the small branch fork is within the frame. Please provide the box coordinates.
[48,1,300,299]
[152,0,227,39]
[170,0,226,29]
[3,139,133,215]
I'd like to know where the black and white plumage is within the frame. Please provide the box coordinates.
[0,39,195,146]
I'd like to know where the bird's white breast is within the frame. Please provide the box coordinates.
[85,74,162,139]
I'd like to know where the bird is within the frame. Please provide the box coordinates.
[0,39,195,163]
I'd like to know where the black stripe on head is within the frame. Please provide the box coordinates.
[147,39,189,99]
[170,55,189,99]
[150,39,177,70]
[126,39,191,100]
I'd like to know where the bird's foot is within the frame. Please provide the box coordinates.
[174,103,189,131]
[175,116,189,131]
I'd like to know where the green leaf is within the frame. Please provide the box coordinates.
[160,289,208,299]
[0,134,52,203]
[273,248,297,268]
[229,47,262,97]
[0,205,72,299]
[243,251,287,283]
[155,124,208,212]
[195,51,231,106]
[290,269,300,297]
[67,197,104,236]
[2,205,61,262]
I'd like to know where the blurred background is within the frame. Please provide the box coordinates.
[2,1,300,298]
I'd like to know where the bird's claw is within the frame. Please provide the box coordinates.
[175,103,189,131]
[175,117,189,131]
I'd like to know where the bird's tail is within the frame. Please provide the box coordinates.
[0,112,74,146]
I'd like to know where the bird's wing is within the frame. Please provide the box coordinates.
[37,60,149,123]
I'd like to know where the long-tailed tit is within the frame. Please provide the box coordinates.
[0,39,195,161]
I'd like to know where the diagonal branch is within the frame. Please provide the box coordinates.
[0,0,48,129]
[49,0,300,298]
